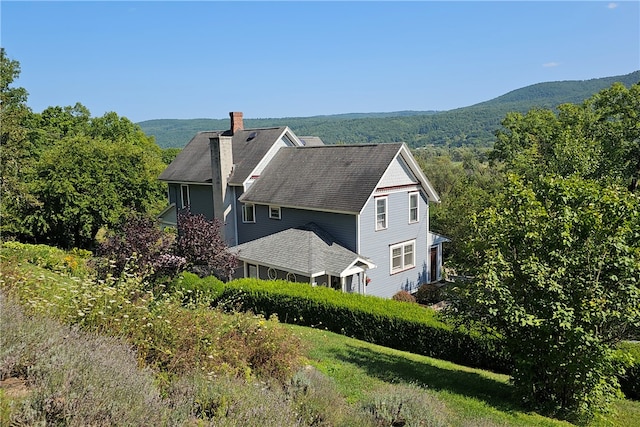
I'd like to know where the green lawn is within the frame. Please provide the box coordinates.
[289,324,639,427]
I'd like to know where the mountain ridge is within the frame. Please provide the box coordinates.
[139,70,639,149]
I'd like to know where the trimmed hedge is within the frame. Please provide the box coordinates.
[218,279,513,373]
[169,272,225,305]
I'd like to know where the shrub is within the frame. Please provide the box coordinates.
[361,383,450,427]
[168,371,304,426]
[220,279,512,373]
[415,283,441,305]
[289,366,365,426]
[618,341,640,400]
[392,290,416,303]
[176,209,238,280]
[0,292,170,426]
[95,211,176,279]
[169,272,225,306]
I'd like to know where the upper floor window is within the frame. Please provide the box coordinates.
[375,197,387,230]
[390,240,415,274]
[242,203,255,223]
[269,206,281,220]
[409,192,419,223]
[180,184,190,209]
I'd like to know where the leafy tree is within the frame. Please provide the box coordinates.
[175,209,238,280]
[24,123,166,248]
[451,175,640,421]
[415,150,505,268]
[0,49,37,238]
[492,82,640,192]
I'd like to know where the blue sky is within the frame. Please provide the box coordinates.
[2,1,639,122]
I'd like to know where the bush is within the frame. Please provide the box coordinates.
[361,383,450,427]
[618,341,640,400]
[0,293,170,426]
[415,283,442,305]
[220,279,512,374]
[392,290,417,303]
[170,272,225,306]
[289,366,365,426]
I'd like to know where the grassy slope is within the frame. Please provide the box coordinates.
[2,252,638,426]
[289,324,639,427]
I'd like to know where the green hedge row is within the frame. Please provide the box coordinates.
[217,279,513,374]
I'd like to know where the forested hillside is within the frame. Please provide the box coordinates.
[139,70,639,149]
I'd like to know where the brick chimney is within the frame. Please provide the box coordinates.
[230,112,243,134]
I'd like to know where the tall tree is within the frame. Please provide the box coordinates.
[492,82,640,191]
[24,117,167,249]
[452,175,639,421]
[0,49,37,238]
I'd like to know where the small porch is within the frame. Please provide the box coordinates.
[230,223,376,294]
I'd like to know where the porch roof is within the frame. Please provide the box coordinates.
[230,223,375,278]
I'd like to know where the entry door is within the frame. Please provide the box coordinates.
[430,247,438,282]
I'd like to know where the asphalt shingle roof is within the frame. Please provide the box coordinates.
[239,143,403,213]
[158,127,289,185]
[231,223,374,277]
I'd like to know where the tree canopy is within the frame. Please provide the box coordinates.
[449,82,640,421]
[0,50,167,248]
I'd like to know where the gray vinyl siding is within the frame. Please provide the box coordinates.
[236,202,357,250]
[167,183,214,220]
[359,190,430,299]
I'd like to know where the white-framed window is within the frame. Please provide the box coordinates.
[375,197,387,230]
[247,263,258,278]
[286,272,296,282]
[390,240,416,274]
[180,184,190,209]
[242,203,255,223]
[268,267,277,280]
[409,192,419,223]
[269,206,281,220]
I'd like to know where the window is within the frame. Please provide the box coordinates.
[268,267,277,280]
[409,192,419,223]
[269,206,281,220]
[180,185,190,209]
[286,272,296,282]
[375,197,387,230]
[390,240,416,273]
[248,264,258,278]
[242,203,255,223]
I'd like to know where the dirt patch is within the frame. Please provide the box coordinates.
[0,377,31,399]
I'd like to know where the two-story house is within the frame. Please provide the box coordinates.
[159,112,448,298]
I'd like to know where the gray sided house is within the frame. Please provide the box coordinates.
[159,112,447,299]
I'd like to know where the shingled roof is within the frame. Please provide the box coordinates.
[239,143,407,213]
[158,127,291,185]
[231,223,375,278]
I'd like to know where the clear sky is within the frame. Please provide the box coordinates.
[2,1,639,123]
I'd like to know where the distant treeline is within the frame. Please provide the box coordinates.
[139,71,640,149]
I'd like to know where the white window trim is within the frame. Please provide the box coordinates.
[390,240,416,274]
[180,184,190,209]
[375,196,388,231]
[242,203,255,223]
[269,205,281,220]
[409,192,419,224]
